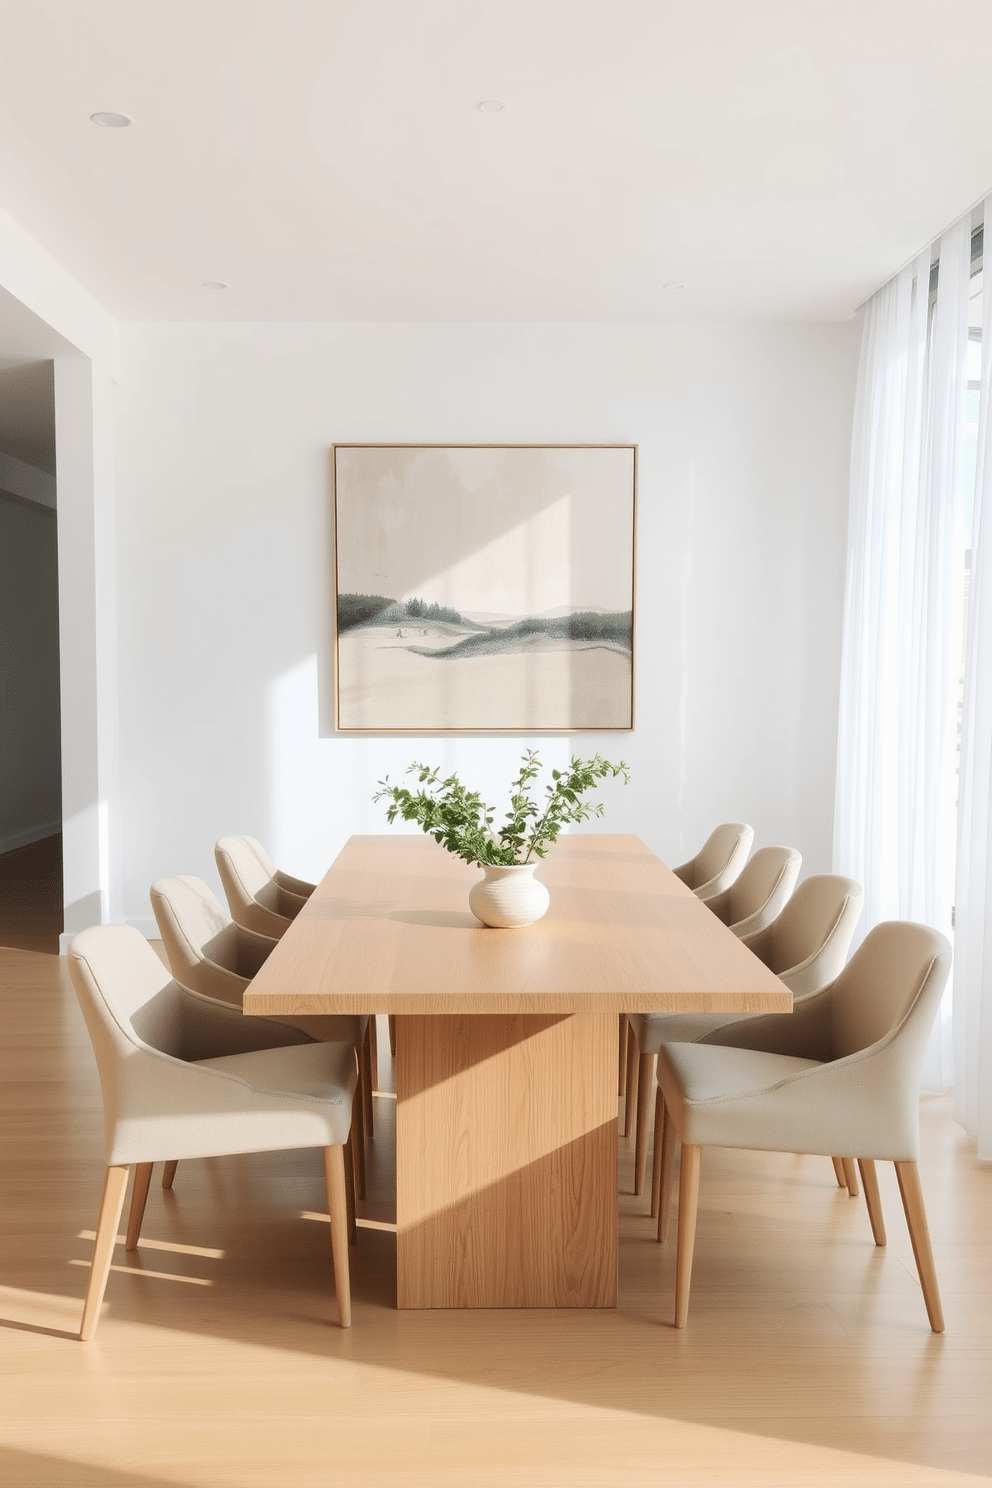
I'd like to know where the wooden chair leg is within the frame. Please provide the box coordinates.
[623,1032,639,1138]
[674,1143,702,1328]
[324,1145,353,1327]
[618,1015,628,1098]
[894,1160,944,1333]
[831,1156,847,1187]
[841,1157,859,1197]
[657,1095,677,1243]
[343,1132,358,1247]
[858,1159,886,1247]
[634,1051,656,1195]
[361,1025,374,1140]
[388,1013,397,1056]
[125,1162,153,1251]
[650,1086,665,1218]
[351,1080,366,1200]
[162,1160,178,1190]
[79,1165,130,1342]
[368,1015,379,1091]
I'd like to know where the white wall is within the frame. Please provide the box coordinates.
[113,320,857,927]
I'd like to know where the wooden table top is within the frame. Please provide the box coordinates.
[243,834,793,1018]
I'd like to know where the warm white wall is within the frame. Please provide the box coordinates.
[114,320,857,928]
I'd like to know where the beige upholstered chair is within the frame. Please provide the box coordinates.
[704,845,802,939]
[150,874,372,1193]
[215,835,313,938]
[653,921,951,1331]
[68,925,357,1340]
[672,822,754,902]
[626,873,863,1199]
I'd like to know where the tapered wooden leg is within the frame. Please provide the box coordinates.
[858,1159,886,1247]
[650,1086,665,1218]
[361,1025,374,1140]
[674,1143,702,1328]
[161,1160,178,1190]
[368,1015,379,1091]
[618,1015,628,1097]
[324,1145,352,1327]
[343,1133,358,1247]
[351,1080,366,1200]
[125,1162,153,1251]
[623,1032,639,1138]
[79,1165,130,1342]
[831,1156,847,1187]
[657,1095,677,1243]
[841,1157,859,1197]
[388,1014,397,1056]
[634,1051,656,1195]
[895,1160,944,1333]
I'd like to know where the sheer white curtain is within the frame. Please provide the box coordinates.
[834,218,972,1091]
[955,196,992,1158]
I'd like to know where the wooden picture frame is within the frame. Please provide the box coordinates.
[332,444,636,733]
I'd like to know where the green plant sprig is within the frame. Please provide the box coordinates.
[373,750,630,867]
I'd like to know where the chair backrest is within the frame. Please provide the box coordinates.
[829,920,951,1063]
[762,874,863,991]
[242,835,279,880]
[676,822,753,896]
[723,845,801,928]
[150,874,247,997]
[215,835,286,923]
[69,924,187,1082]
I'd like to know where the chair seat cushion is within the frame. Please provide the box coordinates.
[196,1041,358,1147]
[657,1041,823,1151]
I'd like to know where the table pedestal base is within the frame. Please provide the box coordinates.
[395,1011,618,1308]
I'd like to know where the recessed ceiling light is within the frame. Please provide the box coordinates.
[89,111,132,128]
[202,281,229,291]
[477,99,505,114]
[663,281,686,293]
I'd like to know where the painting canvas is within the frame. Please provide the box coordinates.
[332,444,636,732]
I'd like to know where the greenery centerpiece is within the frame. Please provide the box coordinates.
[373,751,630,926]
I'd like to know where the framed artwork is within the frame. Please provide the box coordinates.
[332,444,636,733]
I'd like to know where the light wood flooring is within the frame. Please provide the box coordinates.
[2,943,991,1487]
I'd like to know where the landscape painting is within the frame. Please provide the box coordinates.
[332,444,636,732]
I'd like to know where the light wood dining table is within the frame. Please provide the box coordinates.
[243,833,792,1310]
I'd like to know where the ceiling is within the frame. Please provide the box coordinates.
[0,0,991,325]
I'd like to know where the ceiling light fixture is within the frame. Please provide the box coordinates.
[477,99,505,114]
[89,111,132,128]
[203,281,229,291]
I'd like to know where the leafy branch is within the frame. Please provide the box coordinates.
[373,750,630,866]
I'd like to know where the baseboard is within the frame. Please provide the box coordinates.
[0,819,62,856]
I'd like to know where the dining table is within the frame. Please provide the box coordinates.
[243,832,792,1310]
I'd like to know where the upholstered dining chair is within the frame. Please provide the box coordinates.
[621,851,809,1184]
[68,925,357,1340]
[672,822,754,902]
[704,845,802,939]
[617,821,755,1103]
[653,920,951,1331]
[215,835,388,1113]
[215,834,313,938]
[150,874,372,1194]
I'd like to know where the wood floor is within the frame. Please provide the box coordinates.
[2,943,991,1487]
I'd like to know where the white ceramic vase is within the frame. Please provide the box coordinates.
[468,862,551,928]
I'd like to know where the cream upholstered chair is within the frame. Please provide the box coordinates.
[672,822,754,902]
[623,843,801,1161]
[618,821,755,1103]
[214,835,313,938]
[704,845,802,939]
[215,836,387,1115]
[653,921,951,1331]
[150,874,372,1194]
[68,925,357,1340]
[626,873,863,1199]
